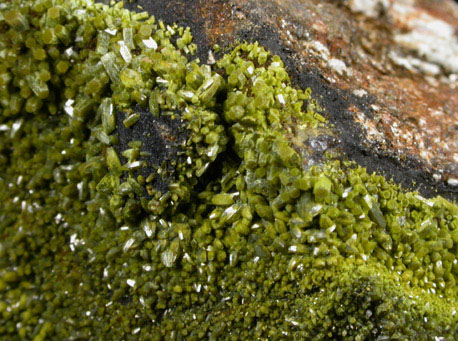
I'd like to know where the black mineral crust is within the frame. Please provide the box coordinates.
[115,105,189,193]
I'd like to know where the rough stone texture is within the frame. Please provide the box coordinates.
[121,0,458,201]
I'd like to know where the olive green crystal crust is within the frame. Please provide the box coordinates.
[0,0,457,339]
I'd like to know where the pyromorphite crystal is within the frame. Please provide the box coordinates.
[122,113,140,128]
[211,193,234,206]
[4,10,29,31]
[313,175,332,200]
[0,0,457,340]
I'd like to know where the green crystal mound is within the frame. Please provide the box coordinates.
[0,0,457,339]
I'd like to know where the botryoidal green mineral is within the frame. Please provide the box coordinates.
[0,0,457,339]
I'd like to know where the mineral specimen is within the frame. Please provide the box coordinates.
[0,0,457,339]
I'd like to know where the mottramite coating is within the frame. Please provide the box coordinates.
[0,0,457,339]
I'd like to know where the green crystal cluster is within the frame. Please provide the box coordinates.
[0,0,457,339]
